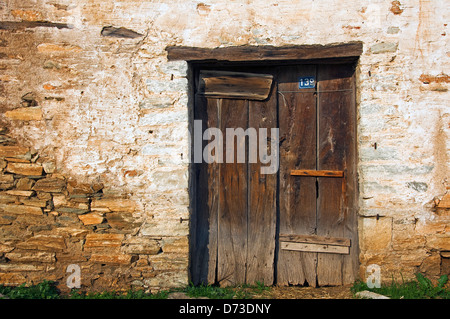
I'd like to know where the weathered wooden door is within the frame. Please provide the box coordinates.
[191,63,358,287]
[276,64,358,287]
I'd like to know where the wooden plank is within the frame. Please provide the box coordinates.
[280,242,350,254]
[191,94,220,285]
[205,97,220,284]
[198,70,273,100]
[247,68,277,285]
[316,63,357,286]
[216,98,248,287]
[166,42,363,62]
[291,169,344,177]
[277,64,318,287]
[279,234,350,247]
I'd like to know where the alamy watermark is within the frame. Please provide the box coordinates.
[191,119,279,174]
[366,264,381,288]
[66,264,81,289]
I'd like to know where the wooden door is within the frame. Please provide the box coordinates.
[191,68,277,286]
[277,63,358,286]
[191,63,358,287]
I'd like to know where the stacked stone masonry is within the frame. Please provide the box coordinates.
[0,131,189,292]
[0,0,449,290]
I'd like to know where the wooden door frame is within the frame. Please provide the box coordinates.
[175,43,362,286]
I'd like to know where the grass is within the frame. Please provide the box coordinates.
[0,280,271,299]
[351,273,450,299]
[3,274,448,299]
[0,280,60,299]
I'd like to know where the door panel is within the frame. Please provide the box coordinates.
[247,75,277,285]
[316,64,357,285]
[277,65,318,286]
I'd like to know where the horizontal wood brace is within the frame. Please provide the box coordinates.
[280,242,350,254]
[279,234,351,246]
[290,169,344,177]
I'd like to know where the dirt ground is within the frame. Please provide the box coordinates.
[252,285,354,299]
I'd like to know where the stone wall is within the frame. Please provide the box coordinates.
[0,0,448,290]
[0,128,188,292]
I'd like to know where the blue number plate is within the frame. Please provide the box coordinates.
[298,76,315,89]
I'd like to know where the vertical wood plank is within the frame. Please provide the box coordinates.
[247,71,277,285]
[277,65,318,287]
[341,66,359,285]
[316,63,357,286]
[217,98,248,286]
[191,94,220,285]
[205,97,220,284]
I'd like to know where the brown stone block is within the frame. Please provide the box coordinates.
[437,193,450,208]
[0,146,29,158]
[416,219,447,235]
[0,243,14,253]
[4,157,30,163]
[161,236,189,254]
[90,253,132,265]
[360,217,392,251]
[67,180,102,195]
[0,203,43,215]
[33,177,66,193]
[4,107,43,121]
[91,198,137,213]
[148,254,188,271]
[0,174,14,190]
[426,235,450,251]
[0,215,15,224]
[16,177,35,190]
[392,224,426,250]
[11,9,43,21]
[0,273,26,286]
[5,190,35,197]
[420,253,441,276]
[55,227,89,238]
[55,199,89,215]
[16,235,66,251]
[6,162,42,176]
[5,251,55,263]
[0,263,45,272]
[0,192,16,203]
[122,238,160,255]
[106,212,139,231]
[19,197,48,207]
[78,213,104,225]
[84,233,124,249]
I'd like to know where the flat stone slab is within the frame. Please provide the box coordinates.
[355,290,390,299]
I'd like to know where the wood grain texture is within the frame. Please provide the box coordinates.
[291,169,344,177]
[247,69,277,285]
[216,98,248,287]
[279,234,351,247]
[280,242,350,254]
[198,70,273,100]
[277,64,318,287]
[316,63,357,286]
[166,42,363,62]
[191,94,220,285]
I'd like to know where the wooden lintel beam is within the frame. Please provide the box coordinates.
[166,42,363,62]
